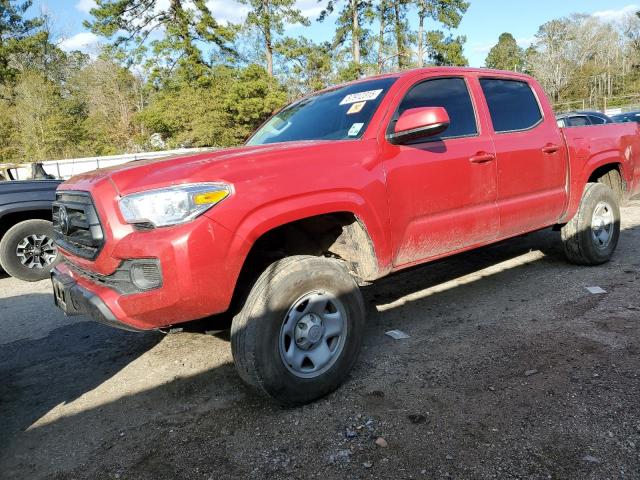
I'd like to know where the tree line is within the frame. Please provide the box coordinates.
[1,0,640,162]
[486,12,640,109]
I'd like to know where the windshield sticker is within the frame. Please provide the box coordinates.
[340,89,383,105]
[348,123,364,137]
[346,101,366,115]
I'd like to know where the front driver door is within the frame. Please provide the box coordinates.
[382,76,499,267]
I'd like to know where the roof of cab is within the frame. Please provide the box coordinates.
[322,66,534,93]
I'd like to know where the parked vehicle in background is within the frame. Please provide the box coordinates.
[0,162,57,181]
[611,111,640,124]
[0,180,62,281]
[556,110,613,127]
[51,68,640,405]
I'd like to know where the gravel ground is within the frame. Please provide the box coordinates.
[1,201,639,480]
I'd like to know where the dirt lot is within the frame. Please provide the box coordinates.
[1,201,639,480]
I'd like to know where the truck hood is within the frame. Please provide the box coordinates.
[60,140,341,196]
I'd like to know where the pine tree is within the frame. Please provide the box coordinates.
[239,0,309,76]
[426,31,468,66]
[319,0,372,78]
[86,0,237,82]
[0,0,44,82]
[485,33,524,71]
[413,0,469,67]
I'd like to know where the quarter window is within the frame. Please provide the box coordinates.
[394,77,478,140]
[480,79,542,133]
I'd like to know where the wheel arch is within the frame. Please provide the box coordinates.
[561,160,626,223]
[0,207,53,240]
[222,201,388,319]
[586,162,625,200]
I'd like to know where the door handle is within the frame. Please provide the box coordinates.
[469,152,496,164]
[542,143,561,154]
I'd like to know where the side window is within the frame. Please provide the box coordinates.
[588,115,606,125]
[566,116,590,127]
[480,79,543,133]
[395,77,477,140]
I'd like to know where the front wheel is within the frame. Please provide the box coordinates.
[0,219,61,281]
[230,256,365,406]
[561,182,620,265]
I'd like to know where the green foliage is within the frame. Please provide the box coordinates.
[68,56,144,154]
[390,0,410,69]
[0,0,45,82]
[12,71,84,160]
[86,0,238,82]
[139,64,287,148]
[320,0,373,72]
[426,30,468,66]
[275,37,333,95]
[485,33,524,71]
[0,95,17,160]
[240,0,309,75]
[415,0,469,29]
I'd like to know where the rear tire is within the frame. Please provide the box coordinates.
[0,219,60,281]
[561,183,620,265]
[231,255,365,406]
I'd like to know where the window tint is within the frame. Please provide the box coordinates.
[566,116,590,127]
[395,77,477,140]
[588,115,606,125]
[480,79,542,133]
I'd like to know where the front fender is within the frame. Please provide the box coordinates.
[210,189,393,279]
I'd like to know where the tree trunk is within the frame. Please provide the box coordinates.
[352,0,360,65]
[417,1,425,67]
[393,2,403,69]
[265,34,273,76]
[263,0,273,76]
[377,1,386,72]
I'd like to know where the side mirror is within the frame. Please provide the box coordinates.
[387,107,450,144]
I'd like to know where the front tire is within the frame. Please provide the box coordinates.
[561,183,620,265]
[0,219,60,281]
[231,256,365,406]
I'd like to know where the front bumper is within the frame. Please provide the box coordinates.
[52,214,247,330]
[51,270,142,332]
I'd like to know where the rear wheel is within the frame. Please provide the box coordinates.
[0,219,60,281]
[561,183,620,265]
[230,255,365,406]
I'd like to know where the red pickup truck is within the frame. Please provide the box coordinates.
[51,68,640,405]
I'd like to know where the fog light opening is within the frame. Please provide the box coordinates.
[130,261,162,291]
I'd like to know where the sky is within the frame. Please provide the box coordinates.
[34,0,640,68]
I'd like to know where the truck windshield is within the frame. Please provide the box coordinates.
[247,77,397,145]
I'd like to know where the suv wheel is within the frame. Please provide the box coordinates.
[231,255,365,406]
[0,219,61,281]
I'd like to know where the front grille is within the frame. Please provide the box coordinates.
[53,191,104,260]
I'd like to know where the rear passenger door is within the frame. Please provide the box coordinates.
[479,78,567,237]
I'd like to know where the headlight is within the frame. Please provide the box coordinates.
[119,183,232,227]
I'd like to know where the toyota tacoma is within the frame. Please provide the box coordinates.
[51,68,640,405]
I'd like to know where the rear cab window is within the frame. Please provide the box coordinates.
[389,77,478,142]
[479,78,543,133]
